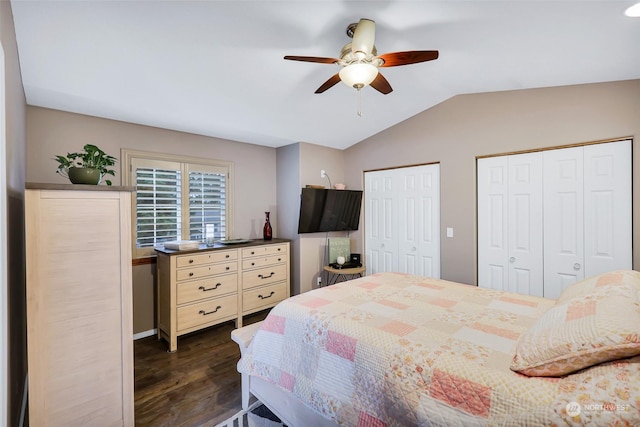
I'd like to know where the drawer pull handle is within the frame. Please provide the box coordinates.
[258,272,275,279]
[278,248,281,251]
[189,272,194,277]
[258,291,275,300]
[225,266,230,271]
[251,251,255,255]
[189,259,194,264]
[251,262,255,266]
[199,284,221,292]
[225,254,230,258]
[199,306,222,316]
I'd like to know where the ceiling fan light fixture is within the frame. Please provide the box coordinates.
[625,2,640,17]
[339,63,379,89]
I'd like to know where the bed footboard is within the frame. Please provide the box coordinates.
[231,320,263,410]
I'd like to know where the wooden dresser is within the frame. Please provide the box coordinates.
[25,183,134,426]
[156,239,290,352]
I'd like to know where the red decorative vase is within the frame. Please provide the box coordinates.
[263,211,272,240]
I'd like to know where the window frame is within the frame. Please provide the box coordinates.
[122,148,234,259]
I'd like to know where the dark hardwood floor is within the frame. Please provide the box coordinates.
[134,310,269,427]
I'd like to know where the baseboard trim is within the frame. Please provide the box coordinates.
[133,329,157,340]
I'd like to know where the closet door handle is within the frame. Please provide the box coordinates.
[573,263,581,270]
[509,257,516,263]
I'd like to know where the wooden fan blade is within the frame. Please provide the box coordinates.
[370,73,393,95]
[315,73,341,93]
[379,50,439,67]
[284,55,339,64]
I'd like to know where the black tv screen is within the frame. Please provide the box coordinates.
[298,188,363,233]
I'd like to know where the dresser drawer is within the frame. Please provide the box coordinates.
[176,250,237,268]
[242,263,288,289]
[242,243,288,259]
[176,261,237,282]
[243,282,288,312]
[242,254,287,270]
[177,294,237,332]
[177,274,237,305]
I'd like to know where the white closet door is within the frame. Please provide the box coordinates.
[478,153,543,295]
[543,147,585,298]
[365,164,440,277]
[508,152,544,296]
[583,140,632,276]
[480,141,631,298]
[477,156,509,291]
[365,170,397,274]
[397,165,440,277]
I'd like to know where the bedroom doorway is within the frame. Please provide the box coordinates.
[364,163,441,278]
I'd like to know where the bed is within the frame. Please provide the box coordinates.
[233,271,640,426]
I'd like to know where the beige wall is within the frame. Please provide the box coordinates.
[275,143,300,294]
[276,141,349,295]
[1,0,28,425]
[298,143,346,293]
[26,106,278,334]
[344,80,640,285]
[22,79,640,335]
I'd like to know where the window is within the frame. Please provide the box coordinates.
[122,149,233,258]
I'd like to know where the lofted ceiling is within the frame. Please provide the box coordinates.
[10,1,640,150]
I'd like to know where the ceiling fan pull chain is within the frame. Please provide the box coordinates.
[357,88,363,117]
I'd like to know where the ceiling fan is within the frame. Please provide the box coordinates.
[284,18,439,95]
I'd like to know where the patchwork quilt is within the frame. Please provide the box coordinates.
[238,273,640,426]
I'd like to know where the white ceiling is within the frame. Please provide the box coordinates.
[10,1,640,150]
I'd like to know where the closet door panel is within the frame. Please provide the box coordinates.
[365,172,397,274]
[583,140,632,276]
[398,173,418,274]
[508,153,543,296]
[478,157,509,290]
[397,165,440,277]
[544,147,584,298]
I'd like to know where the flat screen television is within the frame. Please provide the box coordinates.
[297,188,363,233]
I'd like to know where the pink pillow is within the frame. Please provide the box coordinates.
[556,270,640,304]
[511,281,640,377]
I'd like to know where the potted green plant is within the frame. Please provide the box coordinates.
[54,144,117,186]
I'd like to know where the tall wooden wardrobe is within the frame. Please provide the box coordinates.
[25,183,134,426]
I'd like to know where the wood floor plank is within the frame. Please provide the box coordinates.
[134,311,268,426]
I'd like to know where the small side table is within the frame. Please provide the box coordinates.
[323,265,366,285]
